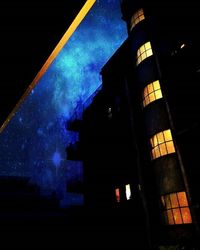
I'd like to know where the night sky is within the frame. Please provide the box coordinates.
[0,0,127,207]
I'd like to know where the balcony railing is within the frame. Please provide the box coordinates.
[66,84,102,131]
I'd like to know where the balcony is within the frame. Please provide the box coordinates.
[66,141,82,161]
[66,85,102,131]
[67,117,82,132]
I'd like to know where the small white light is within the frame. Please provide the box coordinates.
[125,184,131,200]
[196,68,200,73]
[180,43,186,49]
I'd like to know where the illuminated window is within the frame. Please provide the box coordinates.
[115,188,120,203]
[130,8,145,31]
[143,80,163,107]
[125,184,131,200]
[161,191,192,225]
[108,107,112,119]
[150,129,175,160]
[136,42,153,66]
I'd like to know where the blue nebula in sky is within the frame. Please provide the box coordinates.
[52,151,62,168]
[0,0,127,207]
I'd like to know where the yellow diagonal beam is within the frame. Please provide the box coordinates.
[0,0,96,133]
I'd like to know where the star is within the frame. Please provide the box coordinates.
[52,151,63,167]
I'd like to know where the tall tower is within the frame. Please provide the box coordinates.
[120,0,199,248]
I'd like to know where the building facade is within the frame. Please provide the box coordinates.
[67,0,200,249]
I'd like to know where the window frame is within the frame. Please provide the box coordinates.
[150,129,176,160]
[136,42,153,66]
[161,191,192,225]
[142,80,163,107]
[130,8,145,31]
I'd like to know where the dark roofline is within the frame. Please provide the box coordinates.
[100,38,129,75]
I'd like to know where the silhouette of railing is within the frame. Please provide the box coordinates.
[83,84,102,111]
[66,141,82,161]
[67,84,102,131]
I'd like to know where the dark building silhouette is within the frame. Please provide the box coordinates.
[67,0,200,249]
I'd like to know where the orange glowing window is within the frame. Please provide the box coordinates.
[150,129,175,160]
[130,8,145,31]
[170,193,179,208]
[143,80,163,107]
[136,42,153,66]
[115,188,120,203]
[160,191,192,225]
[178,191,188,206]
[181,207,192,223]
[165,194,171,209]
[173,208,182,224]
[167,210,174,225]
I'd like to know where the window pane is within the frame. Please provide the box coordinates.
[170,193,179,208]
[155,89,162,99]
[181,207,192,224]
[167,210,174,225]
[151,149,156,159]
[145,42,151,50]
[144,87,148,97]
[166,141,175,153]
[153,80,160,90]
[157,132,164,144]
[172,208,183,224]
[139,15,145,22]
[146,96,150,106]
[146,49,153,57]
[159,143,167,156]
[165,194,171,209]
[115,188,120,203]
[141,53,146,61]
[152,135,158,147]
[148,83,153,93]
[178,192,188,206]
[140,45,145,54]
[164,129,172,141]
[135,18,139,25]
[137,50,141,58]
[154,146,161,158]
[149,92,155,103]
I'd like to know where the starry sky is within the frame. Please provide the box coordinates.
[0,0,127,207]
